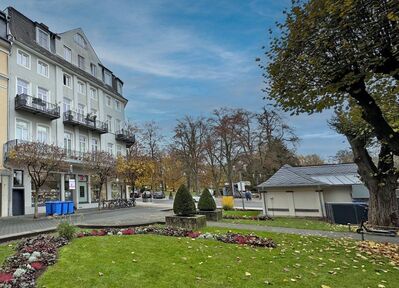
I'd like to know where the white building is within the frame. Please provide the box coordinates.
[257,163,370,218]
[0,7,135,216]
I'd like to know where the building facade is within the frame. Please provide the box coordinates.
[0,10,11,217]
[1,7,134,216]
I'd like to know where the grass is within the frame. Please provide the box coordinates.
[223,210,352,232]
[223,210,261,217]
[38,229,398,288]
[0,243,15,265]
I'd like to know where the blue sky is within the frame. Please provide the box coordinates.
[4,0,349,159]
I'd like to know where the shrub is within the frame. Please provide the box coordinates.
[57,221,76,240]
[198,188,216,211]
[173,184,196,216]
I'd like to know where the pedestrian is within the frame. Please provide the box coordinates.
[245,190,250,201]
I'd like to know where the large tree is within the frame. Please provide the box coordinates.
[264,0,399,227]
[8,141,67,218]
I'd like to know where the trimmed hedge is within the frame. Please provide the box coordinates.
[198,188,216,211]
[173,184,196,216]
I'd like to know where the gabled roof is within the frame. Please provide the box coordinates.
[258,163,362,189]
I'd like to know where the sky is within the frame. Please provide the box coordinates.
[3,0,349,160]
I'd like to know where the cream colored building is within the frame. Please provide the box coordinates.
[0,11,10,217]
[258,163,369,218]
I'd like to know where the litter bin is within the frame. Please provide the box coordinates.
[67,201,74,214]
[52,201,63,215]
[45,201,53,216]
[62,201,69,215]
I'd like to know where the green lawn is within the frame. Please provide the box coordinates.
[0,243,14,265]
[223,210,352,232]
[38,229,398,288]
[223,210,261,217]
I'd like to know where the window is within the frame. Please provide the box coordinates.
[13,170,24,187]
[78,55,85,69]
[90,63,97,77]
[115,100,121,111]
[107,143,113,155]
[79,136,87,153]
[16,119,29,140]
[106,115,112,132]
[17,78,29,95]
[37,125,49,143]
[115,119,121,132]
[91,138,98,152]
[116,145,122,156]
[74,33,86,48]
[37,60,49,77]
[63,73,71,88]
[104,70,112,85]
[78,104,85,121]
[37,87,49,103]
[37,28,49,49]
[63,97,72,112]
[90,88,97,100]
[64,132,73,153]
[77,81,85,94]
[117,81,122,94]
[64,46,72,62]
[17,50,30,69]
[106,95,111,106]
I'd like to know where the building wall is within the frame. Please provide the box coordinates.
[261,186,352,218]
[0,41,10,217]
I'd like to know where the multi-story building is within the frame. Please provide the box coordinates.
[0,10,11,217]
[1,7,135,216]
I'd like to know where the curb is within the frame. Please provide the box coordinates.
[0,228,56,244]
[76,221,165,229]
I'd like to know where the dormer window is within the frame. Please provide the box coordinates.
[104,70,112,86]
[37,28,50,50]
[117,81,122,94]
[74,33,86,48]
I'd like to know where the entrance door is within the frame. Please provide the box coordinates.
[79,183,88,203]
[12,189,25,216]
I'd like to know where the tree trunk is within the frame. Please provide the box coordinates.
[33,184,39,219]
[367,176,399,227]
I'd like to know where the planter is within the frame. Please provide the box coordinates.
[165,215,206,230]
[197,209,222,221]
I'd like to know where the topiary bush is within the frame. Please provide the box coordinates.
[173,184,196,216]
[57,221,76,240]
[198,188,216,211]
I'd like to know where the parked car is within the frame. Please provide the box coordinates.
[142,191,152,199]
[153,191,165,199]
[192,196,200,202]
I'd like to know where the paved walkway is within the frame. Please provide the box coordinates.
[208,222,399,244]
[0,206,172,241]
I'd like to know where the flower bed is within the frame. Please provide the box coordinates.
[223,214,273,221]
[0,235,68,288]
[0,227,276,287]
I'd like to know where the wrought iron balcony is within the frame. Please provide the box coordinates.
[15,94,60,120]
[115,129,136,147]
[63,110,108,134]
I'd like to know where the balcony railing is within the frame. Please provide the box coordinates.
[15,94,60,120]
[115,129,136,147]
[63,110,108,134]
[4,139,92,163]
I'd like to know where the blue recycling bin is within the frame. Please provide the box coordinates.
[45,201,53,216]
[67,201,74,214]
[62,202,69,215]
[52,201,63,215]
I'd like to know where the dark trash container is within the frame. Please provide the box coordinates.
[45,201,53,216]
[325,202,368,224]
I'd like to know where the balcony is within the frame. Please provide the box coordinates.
[63,110,108,134]
[115,129,136,147]
[15,94,60,120]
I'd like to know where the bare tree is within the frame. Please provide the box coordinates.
[83,151,116,209]
[297,154,325,166]
[334,149,354,164]
[7,141,67,218]
[173,116,207,194]
[141,121,163,190]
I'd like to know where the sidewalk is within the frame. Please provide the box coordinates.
[208,222,399,244]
